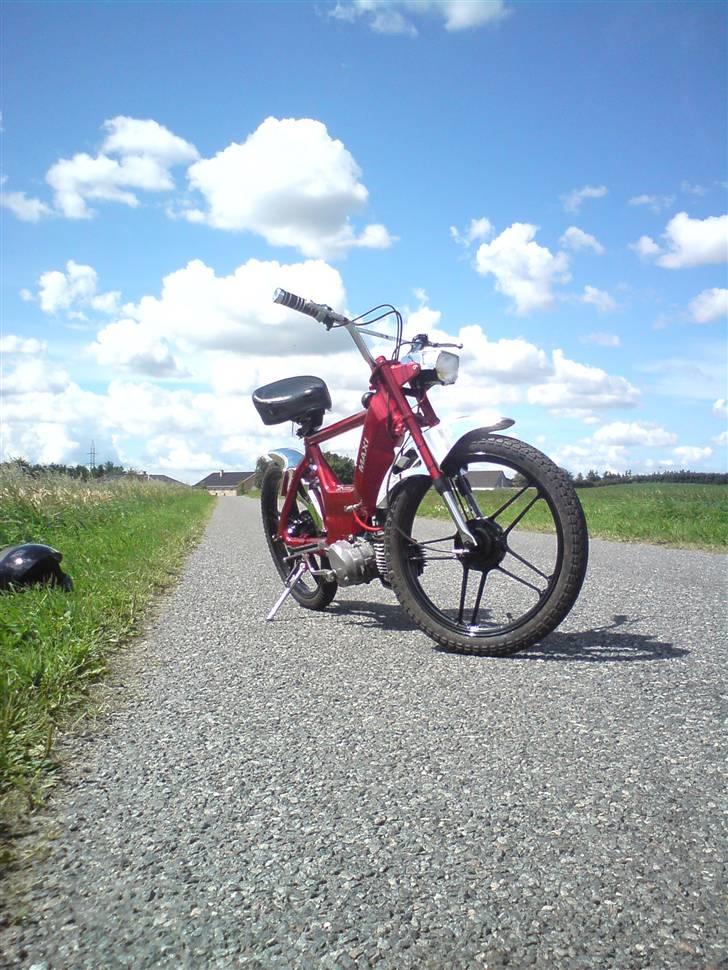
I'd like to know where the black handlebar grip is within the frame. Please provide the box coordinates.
[273,287,322,319]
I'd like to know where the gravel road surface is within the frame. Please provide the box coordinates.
[1,496,725,969]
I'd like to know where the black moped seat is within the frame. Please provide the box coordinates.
[253,375,331,429]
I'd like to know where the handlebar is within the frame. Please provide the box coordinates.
[273,288,350,328]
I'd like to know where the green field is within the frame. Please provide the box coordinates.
[0,471,213,817]
[417,482,728,551]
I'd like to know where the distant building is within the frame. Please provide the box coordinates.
[194,470,256,496]
[467,470,512,490]
[146,474,188,487]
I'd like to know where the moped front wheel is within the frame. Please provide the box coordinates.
[261,464,338,610]
[384,435,588,656]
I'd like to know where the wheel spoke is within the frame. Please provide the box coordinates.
[488,485,531,522]
[470,571,488,625]
[495,564,544,595]
[505,546,552,581]
[503,491,543,536]
[457,567,469,623]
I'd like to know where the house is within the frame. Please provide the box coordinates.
[468,470,513,490]
[194,470,256,496]
[146,474,188,486]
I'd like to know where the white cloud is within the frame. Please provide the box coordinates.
[101,116,199,166]
[658,212,728,268]
[450,217,494,247]
[0,335,47,355]
[673,445,712,464]
[681,181,707,197]
[32,260,120,317]
[714,398,728,417]
[528,349,640,413]
[45,116,198,218]
[592,421,677,447]
[458,325,551,383]
[116,256,348,361]
[561,184,607,213]
[581,332,621,348]
[581,285,617,313]
[474,223,570,314]
[633,212,728,269]
[0,181,53,222]
[629,235,662,259]
[186,117,393,259]
[628,194,674,214]
[88,319,187,377]
[329,1,510,34]
[713,430,728,447]
[559,226,604,254]
[687,287,728,324]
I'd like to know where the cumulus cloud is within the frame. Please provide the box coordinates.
[474,223,570,314]
[329,0,510,34]
[592,421,677,447]
[30,260,120,317]
[673,445,712,464]
[528,349,640,413]
[581,332,621,348]
[45,116,198,218]
[630,212,728,268]
[561,184,607,213]
[628,194,674,214]
[0,335,47,355]
[687,287,728,324]
[0,179,53,222]
[714,398,727,417]
[629,235,663,260]
[581,285,617,313]
[88,320,188,377]
[185,117,393,259]
[559,226,604,254]
[450,217,494,247]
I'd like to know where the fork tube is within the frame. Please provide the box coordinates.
[345,323,376,370]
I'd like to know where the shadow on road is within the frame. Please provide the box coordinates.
[330,603,687,663]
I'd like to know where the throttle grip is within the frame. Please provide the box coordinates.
[273,288,311,313]
[273,288,349,326]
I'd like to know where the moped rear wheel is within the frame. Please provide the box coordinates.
[261,464,338,610]
[384,435,588,656]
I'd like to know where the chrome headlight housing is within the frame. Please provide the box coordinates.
[402,348,460,386]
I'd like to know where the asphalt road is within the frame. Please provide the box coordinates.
[1,496,725,969]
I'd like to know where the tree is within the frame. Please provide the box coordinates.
[254,456,272,489]
[323,451,355,484]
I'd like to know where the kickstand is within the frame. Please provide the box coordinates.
[266,561,308,621]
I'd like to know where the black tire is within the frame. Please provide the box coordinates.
[261,464,337,611]
[384,435,588,656]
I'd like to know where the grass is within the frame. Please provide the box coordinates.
[0,470,213,817]
[418,482,728,551]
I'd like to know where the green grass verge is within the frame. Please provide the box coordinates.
[0,471,214,816]
[417,482,728,550]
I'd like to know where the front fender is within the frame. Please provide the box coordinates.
[440,419,516,476]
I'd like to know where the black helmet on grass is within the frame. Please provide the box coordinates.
[0,543,73,591]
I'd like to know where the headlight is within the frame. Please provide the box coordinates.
[436,351,459,385]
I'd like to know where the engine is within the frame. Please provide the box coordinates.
[325,538,379,587]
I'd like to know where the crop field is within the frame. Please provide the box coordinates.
[418,482,728,551]
[0,471,213,817]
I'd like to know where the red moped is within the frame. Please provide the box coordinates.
[252,288,588,656]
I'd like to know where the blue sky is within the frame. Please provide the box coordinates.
[1,0,726,482]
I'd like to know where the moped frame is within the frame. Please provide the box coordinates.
[276,356,446,546]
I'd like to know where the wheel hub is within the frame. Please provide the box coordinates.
[455,518,507,572]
